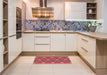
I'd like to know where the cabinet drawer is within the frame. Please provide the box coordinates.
[35,33,50,37]
[79,35,89,45]
[35,37,50,44]
[35,45,50,51]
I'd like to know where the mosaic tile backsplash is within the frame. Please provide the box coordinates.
[25,20,90,31]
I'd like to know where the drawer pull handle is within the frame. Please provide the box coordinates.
[35,36,49,38]
[81,38,88,42]
[81,47,88,52]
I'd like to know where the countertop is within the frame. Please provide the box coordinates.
[22,31,107,40]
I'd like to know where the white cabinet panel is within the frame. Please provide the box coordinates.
[16,38,22,54]
[51,33,65,51]
[8,0,16,36]
[0,0,3,38]
[0,40,3,72]
[35,45,50,51]
[78,34,96,68]
[22,33,35,51]
[0,52,3,73]
[66,34,77,51]
[35,37,50,44]
[8,36,17,64]
[65,2,86,19]
[87,37,96,68]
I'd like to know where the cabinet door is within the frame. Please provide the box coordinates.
[51,33,65,51]
[66,34,77,51]
[16,38,22,54]
[65,2,86,19]
[22,33,35,51]
[8,36,17,64]
[8,0,16,36]
[0,0,3,38]
[0,40,3,72]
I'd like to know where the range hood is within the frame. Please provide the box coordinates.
[32,0,54,19]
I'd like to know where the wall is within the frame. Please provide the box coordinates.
[23,0,94,20]
[104,0,107,33]
[94,0,104,32]
[25,20,97,32]
[48,0,65,20]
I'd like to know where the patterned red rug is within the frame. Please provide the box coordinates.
[33,56,71,64]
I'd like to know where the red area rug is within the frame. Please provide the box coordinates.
[33,56,71,64]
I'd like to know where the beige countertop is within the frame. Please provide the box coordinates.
[22,31,107,40]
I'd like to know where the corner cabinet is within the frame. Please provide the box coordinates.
[65,33,77,51]
[65,2,86,19]
[51,33,66,51]
[78,34,96,68]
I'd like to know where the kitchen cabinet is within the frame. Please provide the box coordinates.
[8,0,16,36]
[16,38,22,54]
[0,40,3,73]
[0,0,3,38]
[65,2,86,19]
[65,34,77,51]
[78,34,96,68]
[35,33,50,51]
[51,33,66,51]
[8,36,17,63]
[22,33,35,51]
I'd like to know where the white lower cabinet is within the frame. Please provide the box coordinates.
[16,38,22,54]
[78,35,96,68]
[8,36,17,64]
[35,33,50,51]
[22,33,35,51]
[51,33,66,51]
[65,34,77,51]
[0,40,3,73]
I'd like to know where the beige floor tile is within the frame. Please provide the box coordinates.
[2,56,96,75]
[29,72,53,75]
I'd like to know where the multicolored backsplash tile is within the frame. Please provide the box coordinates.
[25,20,90,31]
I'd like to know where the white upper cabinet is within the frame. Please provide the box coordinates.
[8,0,16,36]
[0,0,3,38]
[65,34,77,51]
[65,2,86,20]
[51,33,66,51]
[22,33,35,51]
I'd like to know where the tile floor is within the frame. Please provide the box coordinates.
[2,55,96,75]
